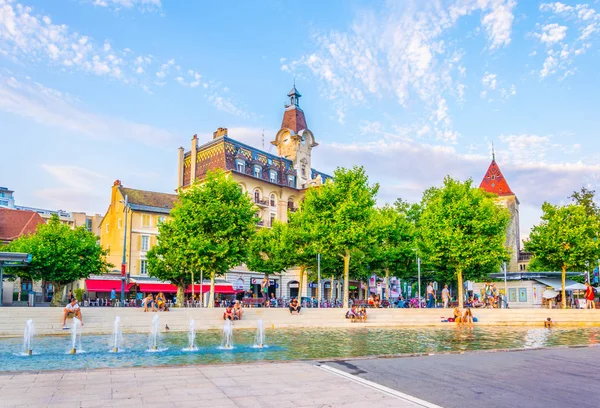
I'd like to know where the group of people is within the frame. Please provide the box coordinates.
[142,292,169,312]
[451,307,474,324]
[345,305,367,322]
[223,300,244,321]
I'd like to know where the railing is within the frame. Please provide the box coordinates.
[254,198,269,207]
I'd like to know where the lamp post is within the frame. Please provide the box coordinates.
[317,253,321,308]
[120,195,129,305]
[412,249,421,307]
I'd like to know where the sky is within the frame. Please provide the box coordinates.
[1,0,600,242]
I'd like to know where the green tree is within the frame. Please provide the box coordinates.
[370,205,416,298]
[299,166,378,308]
[419,176,510,308]
[569,187,599,216]
[167,169,257,307]
[246,222,294,292]
[146,221,192,307]
[524,202,600,308]
[7,215,110,306]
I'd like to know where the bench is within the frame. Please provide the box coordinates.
[243,298,265,307]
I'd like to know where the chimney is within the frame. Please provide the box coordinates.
[213,127,228,139]
[177,147,184,188]
[190,135,198,183]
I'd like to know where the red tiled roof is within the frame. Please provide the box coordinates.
[0,208,45,243]
[479,160,514,196]
[281,107,307,133]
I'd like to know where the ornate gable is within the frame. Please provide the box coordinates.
[479,160,514,196]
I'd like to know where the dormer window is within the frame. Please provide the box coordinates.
[288,175,295,188]
[236,159,245,173]
[269,170,277,183]
[254,165,262,178]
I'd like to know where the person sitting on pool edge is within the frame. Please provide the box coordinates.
[233,300,243,320]
[289,297,301,314]
[345,305,358,321]
[62,298,83,328]
[223,305,234,321]
[143,294,157,312]
[544,317,553,328]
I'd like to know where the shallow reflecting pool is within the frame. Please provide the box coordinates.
[2,326,600,372]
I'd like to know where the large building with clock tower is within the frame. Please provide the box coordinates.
[174,87,334,299]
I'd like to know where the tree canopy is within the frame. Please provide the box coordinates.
[146,220,193,307]
[7,215,110,306]
[297,166,378,308]
[246,221,293,277]
[418,176,510,308]
[524,202,600,308]
[166,169,257,307]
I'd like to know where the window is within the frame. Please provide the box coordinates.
[236,159,245,173]
[269,170,277,183]
[270,213,276,227]
[254,190,260,203]
[141,235,149,251]
[0,200,8,206]
[140,260,148,275]
[254,165,262,178]
[106,224,109,233]
[301,163,306,177]
[118,218,122,229]
[288,176,295,188]
[142,214,151,227]
[270,194,276,207]
[158,216,166,224]
[85,219,93,232]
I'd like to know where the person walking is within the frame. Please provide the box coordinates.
[426,282,435,308]
[261,276,269,300]
[585,282,596,309]
[442,284,450,308]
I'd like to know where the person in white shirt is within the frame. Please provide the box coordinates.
[426,283,435,308]
[442,284,450,308]
[62,298,83,328]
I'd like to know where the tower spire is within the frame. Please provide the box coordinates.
[492,141,496,161]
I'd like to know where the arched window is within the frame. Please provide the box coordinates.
[254,190,260,203]
[269,194,276,207]
[288,199,295,211]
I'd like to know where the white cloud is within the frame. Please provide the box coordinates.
[40,164,106,191]
[537,23,568,44]
[481,0,516,50]
[482,72,497,90]
[0,75,174,147]
[86,0,161,12]
[206,93,251,119]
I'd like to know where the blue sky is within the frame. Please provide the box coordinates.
[1,0,599,241]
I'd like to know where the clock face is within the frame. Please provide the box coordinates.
[283,136,290,144]
[301,135,306,145]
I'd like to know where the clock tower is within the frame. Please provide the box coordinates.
[271,86,318,189]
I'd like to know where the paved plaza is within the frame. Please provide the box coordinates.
[325,346,600,408]
[0,361,426,408]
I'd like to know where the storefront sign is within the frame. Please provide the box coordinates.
[289,283,299,288]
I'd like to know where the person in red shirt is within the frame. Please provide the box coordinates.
[585,282,596,309]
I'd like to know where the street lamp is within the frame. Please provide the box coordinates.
[119,195,129,305]
[412,248,421,307]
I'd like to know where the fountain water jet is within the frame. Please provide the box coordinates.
[70,318,82,354]
[111,316,123,353]
[183,319,197,351]
[23,320,35,356]
[148,315,160,351]
[253,319,266,348]
[221,319,233,349]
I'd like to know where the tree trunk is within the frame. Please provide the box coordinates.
[176,285,185,308]
[561,264,567,309]
[50,283,64,307]
[330,275,334,302]
[343,249,350,309]
[385,268,390,300]
[298,266,305,301]
[457,270,464,309]
[208,272,215,308]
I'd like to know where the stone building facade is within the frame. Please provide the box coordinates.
[176,87,333,298]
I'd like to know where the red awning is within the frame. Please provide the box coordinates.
[85,279,134,293]
[185,284,236,294]
[138,283,178,293]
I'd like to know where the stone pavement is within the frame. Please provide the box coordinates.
[0,361,427,408]
[325,346,600,408]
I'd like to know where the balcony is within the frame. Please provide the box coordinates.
[254,198,269,207]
